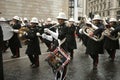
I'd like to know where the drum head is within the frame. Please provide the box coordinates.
[0,22,13,41]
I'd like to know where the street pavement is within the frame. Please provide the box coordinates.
[2,39,120,80]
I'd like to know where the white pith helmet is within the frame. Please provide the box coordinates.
[24,17,28,21]
[69,18,75,22]
[92,14,102,21]
[47,18,52,22]
[13,16,20,20]
[109,18,117,22]
[30,17,39,23]
[56,12,67,20]
[0,17,6,21]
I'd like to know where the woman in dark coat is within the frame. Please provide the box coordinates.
[9,16,22,58]
[25,17,41,68]
[104,18,119,61]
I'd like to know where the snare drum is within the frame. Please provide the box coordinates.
[45,47,70,70]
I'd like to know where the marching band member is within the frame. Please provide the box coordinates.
[23,17,41,68]
[0,17,9,53]
[0,18,4,80]
[67,18,77,59]
[9,16,22,58]
[43,12,70,80]
[23,17,29,27]
[85,14,104,70]
[42,18,55,52]
[78,17,88,48]
[104,18,119,62]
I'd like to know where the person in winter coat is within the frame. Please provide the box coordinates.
[24,17,41,68]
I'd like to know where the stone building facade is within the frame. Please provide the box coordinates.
[86,0,120,19]
[0,0,69,20]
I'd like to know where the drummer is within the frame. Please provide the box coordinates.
[43,12,70,80]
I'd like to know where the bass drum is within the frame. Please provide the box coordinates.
[0,21,13,41]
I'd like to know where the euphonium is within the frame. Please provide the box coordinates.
[81,16,104,41]
[103,27,120,40]
[82,25,104,41]
[102,18,120,40]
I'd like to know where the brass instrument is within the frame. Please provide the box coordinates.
[103,27,120,40]
[81,15,104,41]
[102,18,120,40]
[18,27,29,45]
[82,26,104,41]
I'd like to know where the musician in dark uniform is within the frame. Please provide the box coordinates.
[78,17,89,54]
[44,12,70,80]
[24,17,41,68]
[43,18,54,52]
[86,14,104,70]
[0,19,4,80]
[9,16,22,58]
[67,18,77,59]
[104,18,119,62]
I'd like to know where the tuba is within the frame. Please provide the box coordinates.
[81,16,104,41]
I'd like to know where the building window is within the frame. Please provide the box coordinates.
[103,12,105,16]
[107,11,110,16]
[69,0,74,17]
[119,1,120,7]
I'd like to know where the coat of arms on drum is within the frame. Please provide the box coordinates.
[45,47,70,70]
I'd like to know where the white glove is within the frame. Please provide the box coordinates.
[42,33,53,41]
[79,29,83,34]
[23,31,28,35]
[36,32,41,36]
[41,33,47,38]
[44,28,51,34]
[11,29,19,33]
[44,28,58,40]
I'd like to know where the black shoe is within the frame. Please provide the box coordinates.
[30,64,34,67]
[11,55,20,58]
[31,64,39,68]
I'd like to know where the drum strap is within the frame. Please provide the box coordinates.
[58,38,66,47]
